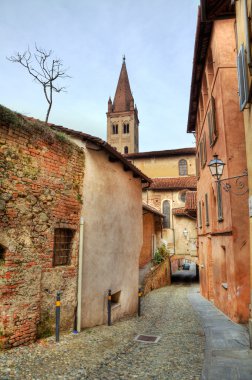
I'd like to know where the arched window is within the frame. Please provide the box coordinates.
[179,190,187,203]
[123,124,129,134]
[179,159,188,176]
[112,124,118,134]
[163,200,170,228]
[124,146,128,154]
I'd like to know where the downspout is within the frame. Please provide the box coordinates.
[172,192,176,255]
[77,216,84,332]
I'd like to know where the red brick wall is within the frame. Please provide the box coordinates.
[0,115,84,348]
[143,257,171,295]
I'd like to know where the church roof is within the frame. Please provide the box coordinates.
[113,58,134,112]
[124,147,196,159]
[147,177,197,190]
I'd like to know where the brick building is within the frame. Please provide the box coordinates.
[187,1,250,322]
[0,105,150,348]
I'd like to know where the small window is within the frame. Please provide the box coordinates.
[123,123,129,134]
[179,190,187,203]
[0,245,6,264]
[179,159,188,176]
[237,44,249,111]
[53,228,74,266]
[205,193,210,226]
[124,146,128,154]
[112,124,118,134]
[198,201,202,229]
[208,96,218,147]
[111,290,121,309]
[163,200,170,229]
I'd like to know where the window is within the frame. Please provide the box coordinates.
[179,159,188,176]
[205,193,210,226]
[217,182,223,222]
[124,146,128,154]
[112,124,118,134]
[196,153,200,179]
[163,200,170,229]
[200,133,207,168]
[207,96,218,147]
[237,44,249,111]
[53,228,74,266]
[179,190,187,203]
[123,123,129,134]
[0,245,6,264]
[198,201,202,228]
[207,48,214,89]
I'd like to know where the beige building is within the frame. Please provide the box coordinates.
[53,125,150,328]
[234,0,252,334]
[126,149,198,266]
[107,57,139,154]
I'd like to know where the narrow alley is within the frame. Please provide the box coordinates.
[0,280,204,380]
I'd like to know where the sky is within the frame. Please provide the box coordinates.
[0,0,199,152]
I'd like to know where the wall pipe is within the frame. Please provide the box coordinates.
[77,216,84,332]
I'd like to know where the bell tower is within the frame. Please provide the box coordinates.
[107,57,139,154]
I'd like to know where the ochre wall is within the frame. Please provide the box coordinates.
[71,137,143,327]
[195,19,250,323]
[129,155,196,178]
[235,0,252,317]
[0,117,84,348]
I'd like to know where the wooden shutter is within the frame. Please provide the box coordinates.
[205,193,210,226]
[198,201,202,228]
[237,44,249,111]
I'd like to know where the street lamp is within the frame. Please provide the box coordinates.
[208,154,225,181]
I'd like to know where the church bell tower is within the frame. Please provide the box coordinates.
[107,57,139,154]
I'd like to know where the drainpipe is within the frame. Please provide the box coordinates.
[244,0,252,73]
[77,216,84,332]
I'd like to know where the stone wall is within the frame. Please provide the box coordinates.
[142,257,171,295]
[0,108,84,348]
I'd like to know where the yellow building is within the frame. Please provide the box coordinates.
[126,149,198,266]
[235,0,252,337]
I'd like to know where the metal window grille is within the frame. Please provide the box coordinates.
[53,228,74,266]
[205,193,210,226]
[163,200,170,229]
[179,159,188,176]
[237,44,249,111]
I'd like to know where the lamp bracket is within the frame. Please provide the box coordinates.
[216,170,248,196]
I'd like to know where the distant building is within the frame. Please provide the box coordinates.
[126,149,198,270]
[107,57,139,154]
[187,1,249,323]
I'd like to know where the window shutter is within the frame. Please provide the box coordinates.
[208,111,213,146]
[203,133,207,166]
[237,44,249,111]
[198,201,202,228]
[205,193,210,226]
[217,182,223,222]
[210,96,217,141]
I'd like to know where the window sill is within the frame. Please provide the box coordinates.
[111,303,121,310]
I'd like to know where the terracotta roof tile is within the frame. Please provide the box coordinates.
[148,177,197,190]
[142,202,164,217]
[172,208,188,216]
[185,191,197,212]
[125,147,196,159]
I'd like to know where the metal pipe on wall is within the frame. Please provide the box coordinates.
[77,216,84,332]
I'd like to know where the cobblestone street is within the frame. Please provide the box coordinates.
[0,284,204,380]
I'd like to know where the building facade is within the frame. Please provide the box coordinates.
[107,57,139,154]
[234,0,252,335]
[187,2,250,323]
[126,149,198,268]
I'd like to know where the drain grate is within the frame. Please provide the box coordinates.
[134,334,161,343]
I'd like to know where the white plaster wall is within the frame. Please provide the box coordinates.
[72,140,143,327]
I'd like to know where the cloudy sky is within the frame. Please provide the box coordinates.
[1,0,199,152]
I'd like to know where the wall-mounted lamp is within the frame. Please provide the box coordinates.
[208,155,248,196]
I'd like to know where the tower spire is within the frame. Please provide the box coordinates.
[112,58,134,112]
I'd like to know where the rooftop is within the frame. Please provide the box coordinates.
[147,177,197,191]
[125,147,196,160]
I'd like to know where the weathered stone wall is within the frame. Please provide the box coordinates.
[0,109,84,348]
[143,257,171,295]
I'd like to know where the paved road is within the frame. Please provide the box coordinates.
[0,283,204,380]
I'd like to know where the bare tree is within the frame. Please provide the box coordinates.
[7,45,70,123]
